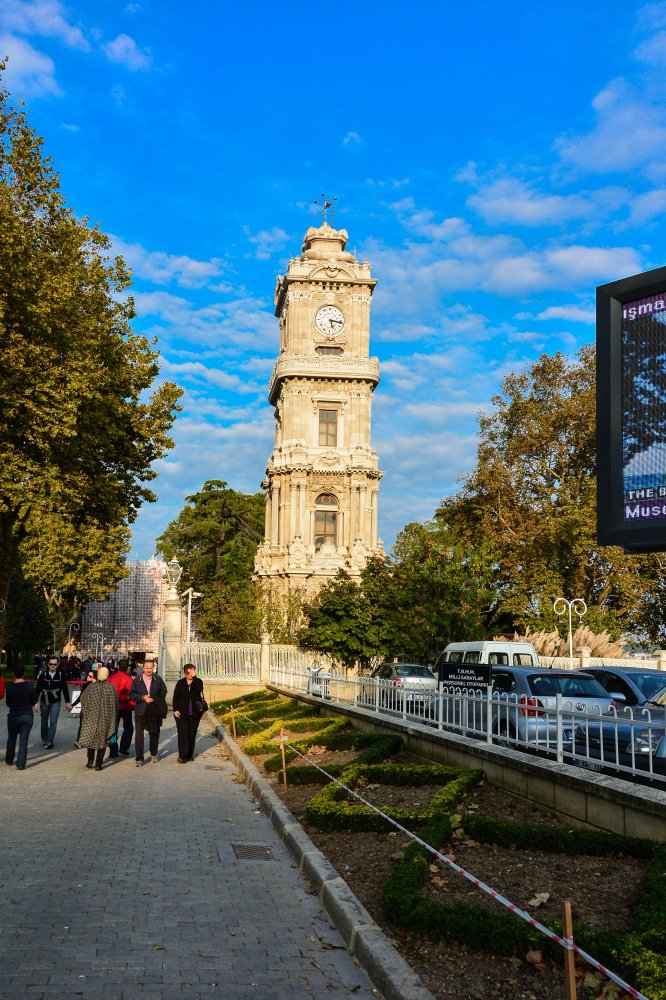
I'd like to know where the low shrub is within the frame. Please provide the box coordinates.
[305,763,481,833]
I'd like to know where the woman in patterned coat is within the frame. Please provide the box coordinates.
[79,666,118,771]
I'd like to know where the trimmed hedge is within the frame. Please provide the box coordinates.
[243,716,348,755]
[463,813,655,859]
[305,763,482,833]
[382,805,666,998]
[263,733,403,780]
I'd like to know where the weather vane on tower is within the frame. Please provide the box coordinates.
[313,193,337,226]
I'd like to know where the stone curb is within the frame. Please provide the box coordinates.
[210,719,436,1000]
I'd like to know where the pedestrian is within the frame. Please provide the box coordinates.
[129,658,167,766]
[4,666,38,770]
[172,663,207,763]
[79,666,118,771]
[34,655,72,748]
[72,667,97,747]
[108,659,135,757]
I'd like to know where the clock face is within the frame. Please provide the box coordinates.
[315,305,345,337]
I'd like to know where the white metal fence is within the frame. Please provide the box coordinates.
[270,666,666,786]
[182,642,261,680]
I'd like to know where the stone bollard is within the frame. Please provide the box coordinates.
[576,646,591,671]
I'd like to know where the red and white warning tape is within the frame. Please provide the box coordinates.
[229,707,649,1000]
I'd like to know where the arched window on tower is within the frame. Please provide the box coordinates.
[314,493,338,551]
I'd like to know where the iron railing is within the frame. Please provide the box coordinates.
[270,666,666,786]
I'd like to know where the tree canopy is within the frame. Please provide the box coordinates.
[156,480,265,641]
[0,67,182,644]
[439,346,664,642]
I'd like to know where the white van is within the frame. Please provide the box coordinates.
[438,640,539,667]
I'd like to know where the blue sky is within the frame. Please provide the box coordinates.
[2,0,665,557]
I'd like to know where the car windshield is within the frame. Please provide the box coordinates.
[650,684,666,706]
[396,665,434,678]
[527,674,608,698]
[631,674,666,699]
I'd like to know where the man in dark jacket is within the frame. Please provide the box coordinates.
[34,657,72,748]
[129,659,167,766]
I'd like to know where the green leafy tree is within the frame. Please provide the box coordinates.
[390,521,498,660]
[298,565,403,670]
[439,346,663,640]
[0,66,182,645]
[156,480,265,640]
[18,513,131,650]
[3,564,51,669]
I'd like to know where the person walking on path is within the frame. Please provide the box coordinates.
[79,666,117,771]
[4,666,38,770]
[34,656,72,748]
[108,660,135,757]
[129,658,167,766]
[72,666,96,747]
[172,663,206,763]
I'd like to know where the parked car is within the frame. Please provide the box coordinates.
[426,666,615,749]
[435,640,539,668]
[573,715,666,782]
[359,662,437,709]
[306,665,331,699]
[576,666,666,708]
[573,677,666,782]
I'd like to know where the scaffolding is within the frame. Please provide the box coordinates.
[80,558,178,660]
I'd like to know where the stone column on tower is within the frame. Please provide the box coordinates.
[253,220,383,595]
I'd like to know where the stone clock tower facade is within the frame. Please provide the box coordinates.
[254,220,382,594]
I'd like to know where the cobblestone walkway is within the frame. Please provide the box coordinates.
[0,710,376,1000]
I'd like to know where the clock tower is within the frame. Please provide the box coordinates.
[254,219,383,594]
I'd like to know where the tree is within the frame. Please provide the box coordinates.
[439,346,664,640]
[156,480,265,640]
[18,512,132,650]
[390,521,498,660]
[0,67,182,643]
[298,564,403,670]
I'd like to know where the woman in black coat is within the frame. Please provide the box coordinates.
[172,663,206,763]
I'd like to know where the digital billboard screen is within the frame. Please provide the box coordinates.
[597,265,666,551]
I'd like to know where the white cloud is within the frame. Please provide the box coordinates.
[0,33,60,94]
[112,236,226,288]
[245,226,290,260]
[0,0,89,50]
[158,358,257,394]
[342,130,363,147]
[402,400,490,422]
[627,187,666,224]
[60,121,79,131]
[467,176,591,227]
[102,33,149,70]
[556,79,666,173]
[133,290,276,352]
[535,305,595,324]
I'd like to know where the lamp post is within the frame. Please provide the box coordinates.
[162,557,183,690]
[90,631,104,661]
[165,557,183,595]
[67,621,80,654]
[181,587,203,644]
[553,597,588,660]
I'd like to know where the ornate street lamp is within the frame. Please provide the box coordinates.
[165,557,183,594]
[67,621,80,653]
[553,597,588,661]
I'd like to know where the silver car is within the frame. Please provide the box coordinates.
[360,662,437,709]
[426,667,616,749]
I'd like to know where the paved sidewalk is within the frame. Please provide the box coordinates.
[0,709,377,1000]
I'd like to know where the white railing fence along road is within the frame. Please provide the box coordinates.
[270,665,666,787]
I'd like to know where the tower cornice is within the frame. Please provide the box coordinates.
[268,355,380,404]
